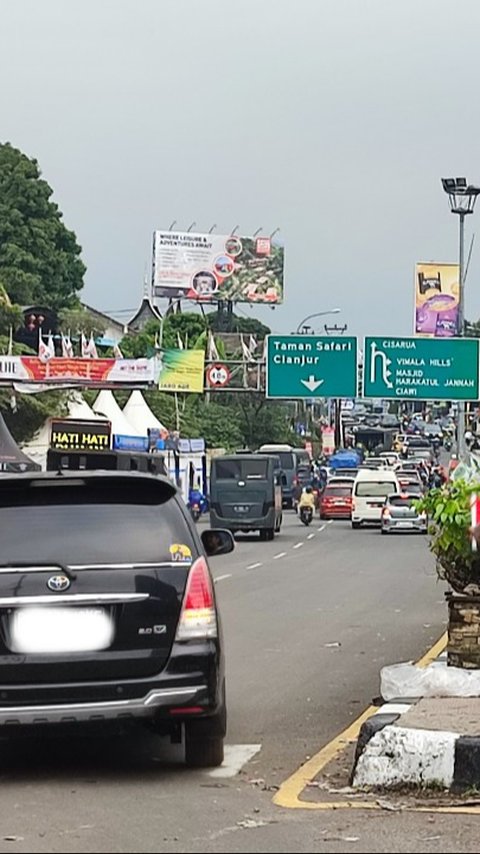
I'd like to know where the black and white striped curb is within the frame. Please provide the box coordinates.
[351,651,480,791]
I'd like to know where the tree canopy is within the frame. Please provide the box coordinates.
[0,142,85,310]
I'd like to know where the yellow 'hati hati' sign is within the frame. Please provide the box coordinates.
[50,419,111,452]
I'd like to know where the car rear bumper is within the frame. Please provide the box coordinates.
[0,640,224,726]
[321,506,351,518]
[0,684,209,726]
[210,509,276,531]
[382,520,427,533]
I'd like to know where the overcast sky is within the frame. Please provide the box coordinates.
[1,0,480,336]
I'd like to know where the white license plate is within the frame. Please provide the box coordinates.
[395,521,413,528]
[10,607,114,654]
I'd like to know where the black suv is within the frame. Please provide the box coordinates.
[0,471,233,767]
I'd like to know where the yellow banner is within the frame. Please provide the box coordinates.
[158,349,205,393]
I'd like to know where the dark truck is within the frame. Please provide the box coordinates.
[209,454,283,540]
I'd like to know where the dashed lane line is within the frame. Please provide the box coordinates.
[274,552,287,559]
[307,533,315,540]
[247,562,263,570]
[214,574,232,583]
[318,525,326,532]
[293,542,304,549]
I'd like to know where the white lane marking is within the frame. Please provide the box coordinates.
[318,525,326,532]
[307,533,315,540]
[293,542,304,549]
[274,552,287,560]
[214,574,232,583]
[247,562,262,570]
[327,519,333,524]
[208,744,262,778]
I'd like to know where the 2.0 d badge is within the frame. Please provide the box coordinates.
[47,575,71,592]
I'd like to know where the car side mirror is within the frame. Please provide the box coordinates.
[201,529,235,557]
[281,474,287,486]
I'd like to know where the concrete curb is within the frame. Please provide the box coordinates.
[351,649,480,792]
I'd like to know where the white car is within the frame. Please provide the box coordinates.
[351,469,400,528]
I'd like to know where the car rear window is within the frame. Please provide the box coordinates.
[0,480,195,566]
[215,459,269,480]
[355,481,397,497]
[388,496,415,507]
[275,452,294,470]
[324,486,352,497]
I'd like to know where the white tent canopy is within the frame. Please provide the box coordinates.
[93,390,141,437]
[67,392,104,422]
[123,390,167,436]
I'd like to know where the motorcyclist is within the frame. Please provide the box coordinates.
[298,485,316,512]
[188,483,207,514]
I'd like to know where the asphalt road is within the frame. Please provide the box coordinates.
[0,513,475,854]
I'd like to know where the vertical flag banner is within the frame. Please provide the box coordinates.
[414,262,460,337]
[158,349,205,393]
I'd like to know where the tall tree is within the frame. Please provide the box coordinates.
[0,142,85,310]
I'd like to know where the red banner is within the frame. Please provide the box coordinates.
[0,357,155,386]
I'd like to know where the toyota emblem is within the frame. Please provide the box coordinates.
[47,575,71,592]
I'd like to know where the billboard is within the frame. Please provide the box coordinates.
[158,349,205,393]
[152,230,284,304]
[414,262,459,337]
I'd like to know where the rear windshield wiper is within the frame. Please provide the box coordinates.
[0,562,77,581]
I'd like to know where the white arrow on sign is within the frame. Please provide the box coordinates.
[300,375,324,393]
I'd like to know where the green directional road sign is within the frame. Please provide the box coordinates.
[266,335,358,399]
[363,336,480,401]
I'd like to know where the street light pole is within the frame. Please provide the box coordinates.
[295,309,340,335]
[458,212,466,460]
[441,178,480,459]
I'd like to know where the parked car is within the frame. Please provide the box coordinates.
[381,493,427,535]
[0,471,234,768]
[320,483,353,520]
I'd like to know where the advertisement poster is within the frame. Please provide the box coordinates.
[414,262,460,337]
[158,349,205,393]
[152,230,284,304]
[0,357,155,386]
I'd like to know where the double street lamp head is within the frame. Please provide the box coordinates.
[441,177,480,215]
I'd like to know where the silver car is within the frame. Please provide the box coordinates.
[381,493,427,535]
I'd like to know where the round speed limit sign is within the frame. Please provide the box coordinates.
[206,363,231,388]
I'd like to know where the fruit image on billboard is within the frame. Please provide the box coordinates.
[152,231,284,304]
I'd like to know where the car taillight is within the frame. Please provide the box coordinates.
[175,557,217,641]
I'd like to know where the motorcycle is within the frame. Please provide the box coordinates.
[444,438,452,452]
[299,506,313,526]
[189,502,201,523]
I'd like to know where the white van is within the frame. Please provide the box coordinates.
[351,469,400,528]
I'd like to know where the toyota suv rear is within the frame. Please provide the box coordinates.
[0,471,233,767]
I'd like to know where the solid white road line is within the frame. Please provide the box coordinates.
[214,574,232,583]
[274,552,287,559]
[247,562,262,570]
[293,542,304,549]
[208,744,262,778]
[307,533,315,540]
